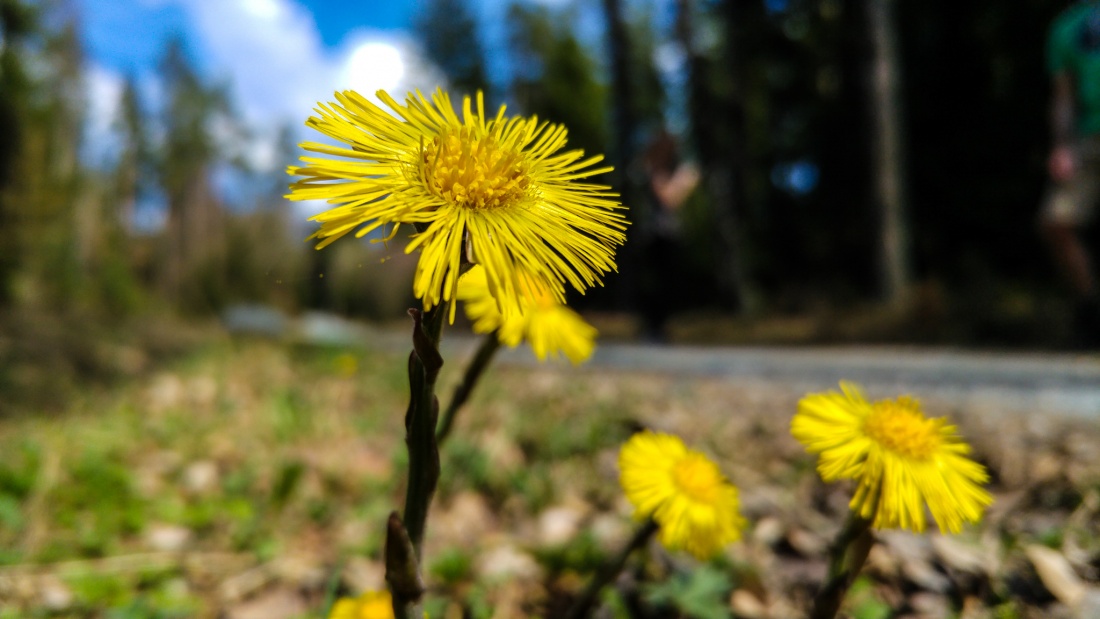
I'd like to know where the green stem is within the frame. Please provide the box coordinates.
[436,331,501,446]
[318,557,344,619]
[810,512,874,619]
[566,519,660,619]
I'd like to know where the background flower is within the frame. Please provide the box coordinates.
[288,89,627,321]
[792,382,993,533]
[619,431,745,559]
[328,590,393,619]
[458,265,597,364]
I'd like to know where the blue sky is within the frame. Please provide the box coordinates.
[77,0,459,175]
[76,0,600,173]
[74,0,586,220]
[79,0,422,76]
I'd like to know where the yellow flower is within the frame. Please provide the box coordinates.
[792,382,993,534]
[288,89,627,321]
[328,590,393,619]
[458,265,597,364]
[619,431,745,559]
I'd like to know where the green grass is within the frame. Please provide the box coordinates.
[0,333,1095,618]
[0,340,417,615]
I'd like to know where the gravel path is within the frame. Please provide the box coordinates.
[286,311,1100,420]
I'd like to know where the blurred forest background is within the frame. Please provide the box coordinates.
[0,0,1085,408]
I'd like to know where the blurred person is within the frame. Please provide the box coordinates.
[1041,0,1100,345]
[637,128,700,341]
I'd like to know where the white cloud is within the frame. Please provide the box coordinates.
[181,0,326,127]
[84,63,125,166]
[168,0,446,171]
[342,40,406,95]
[82,0,450,222]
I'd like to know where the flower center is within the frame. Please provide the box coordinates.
[671,452,722,504]
[421,127,531,210]
[862,397,941,460]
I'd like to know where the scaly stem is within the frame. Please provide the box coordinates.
[436,331,501,446]
[810,512,874,619]
[403,306,445,554]
[386,306,446,618]
[566,519,660,619]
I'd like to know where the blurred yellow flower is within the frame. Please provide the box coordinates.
[288,88,627,321]
[619,431,745,560]
[458,265,597,364]
[792,382,993,533]
[334,352,358,377]
[328,590,393,619]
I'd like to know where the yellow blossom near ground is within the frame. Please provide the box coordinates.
[792,381,993,533]
[328,590,393,619]
[287,88,628,321]
[619,431,745,559]
[458,265,597,364]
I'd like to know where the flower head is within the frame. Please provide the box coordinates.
[619,431,745,559]
[792,382,993,533]
[328,590,393,619]
[458,265,597,364]
[288,89,627,321]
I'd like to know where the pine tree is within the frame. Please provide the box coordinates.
[415,0,489,98]
[157,38,231,307]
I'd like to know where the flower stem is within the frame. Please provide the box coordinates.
[566,519,660,619]
[403,306,445,555]
[436,331,501,446]
[386,306,446,618]
[810,512,874,619]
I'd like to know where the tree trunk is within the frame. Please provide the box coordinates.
[679,0,747,311]
[601,0,641,310]
[866,0,911,307]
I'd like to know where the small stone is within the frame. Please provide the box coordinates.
[38,576,73,611]
[908,592,951,619]
[1030,453,1064,485]
[188,376,218,407]
[865,544,901,578]
[589,513,630,552]
[901,559,951,593]
[273,555,325,589]
[476,542,544,582]
[786,528,826,557]
[931,534,990,575]
[480,429,525,471]
[147,373,184,412]
[537,504,587,547]
[879,530,933,562]
[1026,544,1087,606]
[430,491,496,549]
[183,460,219,495]
[226,587,307,619]
[752,517,784,547]
[1073,589,1100,619]
[729,589,768,619]
[341,557,384,593]
[337,518,373,549]
[220,565,273,603]
[145,523,192,552]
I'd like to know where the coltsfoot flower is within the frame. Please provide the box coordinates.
[288,89,627,321]
[792,381,993,533]
[619,431,745,559]
[328,590,393,619]
[458,265,597,364]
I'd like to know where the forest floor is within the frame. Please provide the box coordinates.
[0,327,1098,618]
